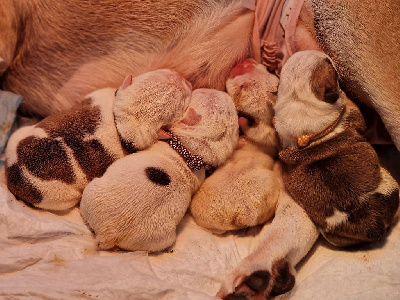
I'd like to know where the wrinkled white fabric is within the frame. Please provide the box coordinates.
[0,166,399,299]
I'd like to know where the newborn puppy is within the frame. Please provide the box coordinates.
[80,88,238,252]
[190,59,281,233]
[274,50,399,247]
[4,69,192,210]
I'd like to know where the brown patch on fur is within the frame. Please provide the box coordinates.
[36,97,115,181]
[323,187,399,247]
[6,164,43,205]
[65,138,115,181]
[310,57,340,104]
[37,97,98,136]
[279,128,399,247]
[223,291,252,300]
[222,261,295,299]
[270,259,295,297]
[342,105,367,134]
[119,138,139,154]
[17,136,75,183]
[145,167,171,186]
[243,270,271,292]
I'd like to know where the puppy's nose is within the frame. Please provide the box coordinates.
[229,58,257,78]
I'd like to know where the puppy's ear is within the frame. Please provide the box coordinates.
[120,75,133,91]
[181,108,202,126]
[311,58,340,104]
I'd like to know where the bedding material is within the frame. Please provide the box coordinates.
[0,166,399,299]
[0,90,23,161]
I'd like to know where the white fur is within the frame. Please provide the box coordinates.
[80,88,239,252]
[114,69,192,150]
[217,191,319,297]
[325,209,349,230]
[274,51,346,149]
[190,59,281,233]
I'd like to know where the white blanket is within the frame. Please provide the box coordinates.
[0,166,399,300]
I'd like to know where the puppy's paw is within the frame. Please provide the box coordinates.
[217,259,295,300]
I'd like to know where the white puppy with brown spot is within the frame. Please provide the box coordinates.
[80,88,239,252]
[217,50,399,299]
[190,59,281,233]
[4,69,192,210]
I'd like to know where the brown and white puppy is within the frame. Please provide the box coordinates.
[1,0,399,152]
[80,88,239,252]
[4,69,192,210]
[275,50,400,247]
[190,59,281,233]
[217,50,400,299]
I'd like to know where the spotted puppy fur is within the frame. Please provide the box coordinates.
[5,69,192,210]
[80,88,239,252]
[275,50,399,247]
[190,59,282,233]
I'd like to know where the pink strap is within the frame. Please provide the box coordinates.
[285,0,306,57]
[251,0,305,75]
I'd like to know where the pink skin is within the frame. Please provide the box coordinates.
[238,116,250,133]
[157,107,202,140]
[229,58,258,79]
[230,59,258,134]
[229,58,278,103]
[120,74,133,91]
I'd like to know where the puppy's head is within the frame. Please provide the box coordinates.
[226,59,279,155]
[274,50,346,149]
[113,69,192,152]
[169,88,239,168]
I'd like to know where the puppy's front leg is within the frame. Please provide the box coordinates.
[217,191,319,299]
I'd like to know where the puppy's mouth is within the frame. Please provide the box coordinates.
[237,111,255,135]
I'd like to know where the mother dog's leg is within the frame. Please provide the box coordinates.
[302,0,400,149]
[217,191,319,299]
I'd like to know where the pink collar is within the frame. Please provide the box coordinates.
[245,0,305,75]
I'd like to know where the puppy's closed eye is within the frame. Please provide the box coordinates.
[324,89,340,104]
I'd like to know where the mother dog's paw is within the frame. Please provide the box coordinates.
[218,259,295,300]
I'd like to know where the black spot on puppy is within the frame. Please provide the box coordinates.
[145,167,171,186]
